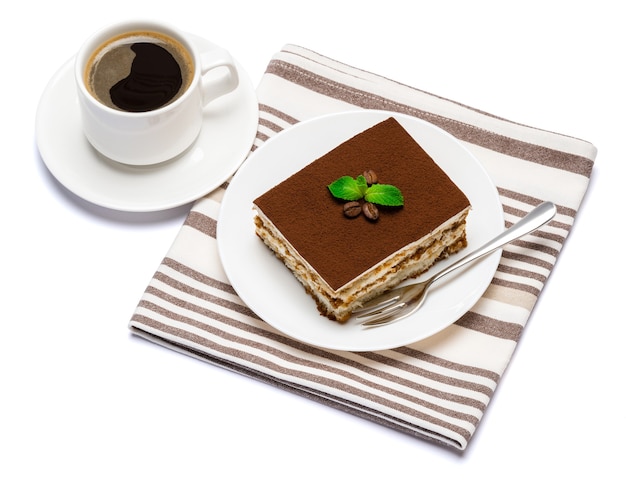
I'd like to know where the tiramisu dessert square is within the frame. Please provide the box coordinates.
[253,117,471,322]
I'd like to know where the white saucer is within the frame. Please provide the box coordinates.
[35,35,258,212]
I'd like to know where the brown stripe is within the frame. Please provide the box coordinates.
[496,263,547,285]
[490,277,541,297]
[392,346,501,383]
[455,311,524,341]
[259,103,300,125]
[255,131,270,144]
[162,257,237,295]
[503,205,570,241]
[132,309,479,436]
[507,237,561,259]
[258,117,284,135]
[501,249,554,271]
[184,210,216,237]
[266,59,594,177]
[498,187,579,219]
[359,351,494,398]
[148,274,256,318]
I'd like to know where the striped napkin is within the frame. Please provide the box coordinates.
[129,44,596,450]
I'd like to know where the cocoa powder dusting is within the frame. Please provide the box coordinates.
[253,117,470,290]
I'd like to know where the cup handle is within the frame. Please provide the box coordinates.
[199,48,239,105]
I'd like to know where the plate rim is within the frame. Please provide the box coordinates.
[217,109,503,351]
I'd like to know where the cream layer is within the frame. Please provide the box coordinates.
[254,206,470,322]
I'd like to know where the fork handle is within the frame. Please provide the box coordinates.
[430,201,557,286]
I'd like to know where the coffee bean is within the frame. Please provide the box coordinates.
[362,202,379,221]
[343,201,362,218]
[363,169,378,185]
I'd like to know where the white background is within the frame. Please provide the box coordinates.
[2,1,623,481]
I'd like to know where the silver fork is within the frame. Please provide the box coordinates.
[355,201,557,328]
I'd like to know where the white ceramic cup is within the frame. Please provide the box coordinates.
[74,20,239,165]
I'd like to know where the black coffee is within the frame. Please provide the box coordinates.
[85,31,194,112]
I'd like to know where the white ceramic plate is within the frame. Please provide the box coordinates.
[35,35,258,212]
[217,110,503,352]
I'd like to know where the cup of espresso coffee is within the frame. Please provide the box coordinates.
[75,21,239,165]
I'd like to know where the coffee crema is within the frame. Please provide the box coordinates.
[84,31,194,112]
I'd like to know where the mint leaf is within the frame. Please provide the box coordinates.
[364,184,404,206]
[355,175,369,197]
[328,176,363,201]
